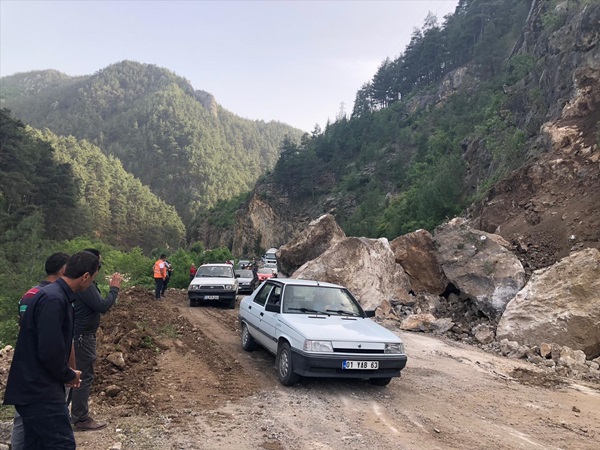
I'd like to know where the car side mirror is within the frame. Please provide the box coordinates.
[365,310,376,318]
[265,303,280,313]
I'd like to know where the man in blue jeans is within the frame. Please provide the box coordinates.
[71,248,123,431]
[4,251,100,449]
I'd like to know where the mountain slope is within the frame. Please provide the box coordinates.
[0,109,186,252]
[217,0,600,265]
[0,61,303,226]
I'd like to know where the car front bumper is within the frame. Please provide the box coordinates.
[290,348,407,379]
[237,283,254,293]
[188,290,237,303]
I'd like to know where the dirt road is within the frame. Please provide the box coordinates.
[58,289,600,449]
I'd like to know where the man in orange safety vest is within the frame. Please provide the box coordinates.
[153,254,167,299]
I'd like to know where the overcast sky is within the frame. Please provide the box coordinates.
[1,0,458,132]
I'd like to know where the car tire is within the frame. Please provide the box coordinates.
[276,342,300,386]
[189,299,196,307]
[369,377,392,386]
[228,297,236,309]
[241,323,257,351]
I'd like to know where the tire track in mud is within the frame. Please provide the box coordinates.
[168,292,277,403]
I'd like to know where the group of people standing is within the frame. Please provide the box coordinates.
[3,249,123,449]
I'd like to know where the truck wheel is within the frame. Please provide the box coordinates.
[228,297,236,309]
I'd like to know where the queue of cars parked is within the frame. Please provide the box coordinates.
[187,254,408,387]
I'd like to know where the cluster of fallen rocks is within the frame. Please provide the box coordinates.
[378,291,600,381]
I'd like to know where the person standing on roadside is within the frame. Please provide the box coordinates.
[11,252,71,450]
[251,263,259,289]
[153,254,167,299]
[189,263,196,282]
[70,248,123,432]
[161,260,173,297]
[4,251,100,450]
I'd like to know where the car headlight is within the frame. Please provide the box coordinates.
[225,284,234,290]
[189,285,197,290]
[303,340,333,352]
[385,343,405,354]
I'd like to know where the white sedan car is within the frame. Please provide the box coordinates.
[238,278,408,386]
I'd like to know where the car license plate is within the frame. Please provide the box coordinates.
[204,295,219,300]
[342,360,379,370]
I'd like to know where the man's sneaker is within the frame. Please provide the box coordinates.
[74,417,107,431]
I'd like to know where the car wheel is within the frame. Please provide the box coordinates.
[189,299,196,307]
[228,297,236,309]
[276,342,300,386]
[369,377,392,386]
[241,323,257,351]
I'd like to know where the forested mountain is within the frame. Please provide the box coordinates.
[0,61,302,227]
[1,109,187,340]
[0,109,186,252]
[217,0,600,263]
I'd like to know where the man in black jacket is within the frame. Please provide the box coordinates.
[11,251,70,450]
[4,251,100,450]
[70,248,123,431]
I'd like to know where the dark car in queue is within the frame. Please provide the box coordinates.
[235,269,256,294]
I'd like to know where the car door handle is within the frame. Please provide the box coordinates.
[260,312,264,317]
[248,305,252,310]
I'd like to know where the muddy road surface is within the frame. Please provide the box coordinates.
[4,288,597,449]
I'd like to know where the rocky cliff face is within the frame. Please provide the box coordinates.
[468,2,600,272]
[230,181,315,257]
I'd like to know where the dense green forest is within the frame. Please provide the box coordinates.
[0,61,303,226]
[266,0,592,239]
[1,110,191,342]
[0,110,238,344]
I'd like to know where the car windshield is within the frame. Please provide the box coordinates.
[282,285,362,316]
[258,268,272,274]
[196,266,232,278]
[236,270,253,278]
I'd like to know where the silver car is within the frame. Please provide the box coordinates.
[238,278,408,386]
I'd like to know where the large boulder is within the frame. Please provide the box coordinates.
[390,229,448,294]
[496,248,600,358]
[277,214,346,276]
[433,218,526,320]
[292,237,412,310]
